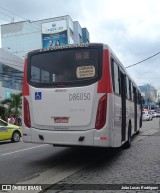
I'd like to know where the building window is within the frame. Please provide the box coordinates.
[70,28,74,39]
[1,64,22,91]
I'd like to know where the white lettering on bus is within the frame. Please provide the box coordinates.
[40,43,89,52]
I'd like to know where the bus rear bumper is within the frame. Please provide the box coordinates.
[22,124,114,147]
[23,127,95,146]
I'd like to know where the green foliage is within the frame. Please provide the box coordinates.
[0,92,22,118]
[0,105,6,118]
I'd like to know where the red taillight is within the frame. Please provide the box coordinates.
[22,58,29,96]
[95,95,107,130]
[24,97,31,128]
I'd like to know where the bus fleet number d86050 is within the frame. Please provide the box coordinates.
[69,93,91,101]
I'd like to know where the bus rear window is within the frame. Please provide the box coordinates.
[28,48,101,87]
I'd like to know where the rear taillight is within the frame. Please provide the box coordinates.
[22,58,29,96]
[24,97,31,128]
[95,95,107,130]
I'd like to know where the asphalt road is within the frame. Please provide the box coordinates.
[0,137,110,185]
[0,117,160,192]
[0,141,71,184]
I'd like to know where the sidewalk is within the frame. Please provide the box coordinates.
[44,119,160,193]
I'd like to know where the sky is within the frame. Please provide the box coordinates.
[0,0,160,90]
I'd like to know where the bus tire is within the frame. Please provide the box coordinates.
[136,130,140,135]
[124,125,131,149]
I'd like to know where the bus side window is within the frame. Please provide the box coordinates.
[129,79,132,100]
[131,83,134,101]
[126,76,130,100]
[111,60,120,95]
[137,90,141,104]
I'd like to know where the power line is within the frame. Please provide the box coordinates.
[0,15,40,36]
[0,6,48,37]
[0,13,13,24]
[0,6,43,31]
[0,15,39,34]
[126,51,160,68]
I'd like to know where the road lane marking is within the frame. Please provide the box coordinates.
[0,144,48,156]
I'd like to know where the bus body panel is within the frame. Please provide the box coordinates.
[112,94,122,147]
[29,84,97,130]
[23,93,114,147]
[22,92,110,147]
[22,93,108,147]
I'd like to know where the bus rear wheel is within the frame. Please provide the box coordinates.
[124,126,131,149]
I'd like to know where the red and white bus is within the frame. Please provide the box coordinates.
[22,43,142,148]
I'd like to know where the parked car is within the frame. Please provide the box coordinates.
[148,111,154,119]
[0,119,22,142]
[152,111,160,117]
[152,112,157,117]
[142,111,152,121]
[156,112,160,117]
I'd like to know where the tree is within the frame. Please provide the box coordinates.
[0,105,6,119]
[0,92,22,118]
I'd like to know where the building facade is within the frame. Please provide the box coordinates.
[0,48,23,100]
[139,84,157,109]
[1,15,90,58]
[0,15,90,99]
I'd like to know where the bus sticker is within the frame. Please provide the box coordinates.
[76,66,95,78]
[35,92,42,100]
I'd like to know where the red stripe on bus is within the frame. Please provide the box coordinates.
[22,59,29,96]
[97,49,112,93]
[23,97,31,128]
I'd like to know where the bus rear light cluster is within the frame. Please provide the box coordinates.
[95,95,107,130]
[24,97,31,128]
